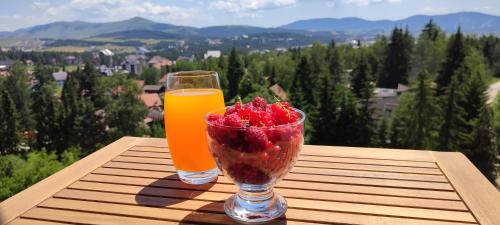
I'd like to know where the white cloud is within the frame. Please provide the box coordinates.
[343,0,400,6]
[423,7,434,12]
[32,1,50,9]
[43,0,195,22]
[209,0,296,13]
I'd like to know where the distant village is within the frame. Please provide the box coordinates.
[0,40,406,127]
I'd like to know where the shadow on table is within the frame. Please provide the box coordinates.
[179,202,288,225]
[135,174,217,207]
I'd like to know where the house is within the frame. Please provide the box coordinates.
[177,55,195,62]
[158,74,168,85]
[0,59,15,71]
[135,80,145,91]
[66,56,77,65]
[139,93,162,109]
[99,49,114,67]
[52,71,68,87]
[269,84,288,101]
[147,106,164,122]
[371,84,409,119]
[139,94,164,124]
[148,56,173,70]
[136,47,150,56]
[204,50,221,59]
[121,55,144,75]
[143,85,165,94]
[99,65,113,76]
[207,39,222,45]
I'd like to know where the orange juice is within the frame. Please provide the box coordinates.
[164,88,225,172]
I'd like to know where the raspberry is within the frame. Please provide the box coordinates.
[238,103,254,120]
[207,114,223,122]
[224,113,243,127]
[207,117,227,144]
[224,106,237,116]
[244,126,269,152]
[227,163,270,184]
[267,126,294,143]
[252,97,267,110]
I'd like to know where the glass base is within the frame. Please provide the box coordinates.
[176,168,219,184]
[224,189,287,224]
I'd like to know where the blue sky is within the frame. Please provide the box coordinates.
[0,0,499,31]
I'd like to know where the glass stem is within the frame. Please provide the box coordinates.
[235,186,276,212]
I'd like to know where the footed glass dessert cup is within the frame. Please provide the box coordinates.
[205,107,305,223]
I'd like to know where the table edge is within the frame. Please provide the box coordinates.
[433,151,500,225]
[0,136,144,225]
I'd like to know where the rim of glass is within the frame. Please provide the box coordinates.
[205,106,306,130]
[167,70,218,78]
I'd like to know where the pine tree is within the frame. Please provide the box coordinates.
[141,67,160,85]
[78,62,102,106]
[350,51,375,146]
[227,48,245,100]
[238,67,271,102]
[106,82,148,140]
[312,43,343,145]
[438,77,470,151]
[61,74,83,149]
[378,27,413,88]
[310,42,327,76]
[412,20,446,77]
[351,51,373,99]
[32,84,63,153]
[437,27,467,95]
[333,87,360,146]
[0,87,20,154]
[33,63,54,91]
[389,93,413,148]
[291,56,314,110]
[214,55,229,99]
[327,44,344,83]
[5,62,34,132]
[469,108,499,182]
[406,71,440,149]
[80,98,107,154]
[376,116,389,147]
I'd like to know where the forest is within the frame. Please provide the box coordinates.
[1,20,499,201]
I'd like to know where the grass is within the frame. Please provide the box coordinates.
[0,38,30,47]
[84,37,162,45]
[43,44,136,53]
[65,65,80,72]
[42,46,88,53]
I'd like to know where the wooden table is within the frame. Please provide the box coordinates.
[1,137,499,225]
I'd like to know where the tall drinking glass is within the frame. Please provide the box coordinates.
[164,71,224,184]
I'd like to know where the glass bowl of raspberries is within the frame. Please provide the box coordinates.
[205,96,305,223]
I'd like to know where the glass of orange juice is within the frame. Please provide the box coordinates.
[164,71,225,184]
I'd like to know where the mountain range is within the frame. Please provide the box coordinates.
[1,12,500,40]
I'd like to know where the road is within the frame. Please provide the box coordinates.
[488,81,500,104]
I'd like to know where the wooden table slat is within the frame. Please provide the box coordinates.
[21,207,184,225]
[93,166,456,191]
[113,155,445,175]
[7,218,70,225]
[2,137,497,225]
[64,181,476,223]
[78,174,468,211]
[52,189,476,225]
[122,150,440,168]
[433,152,500,225]
[104,161,448,183]
[0,137,144,225]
